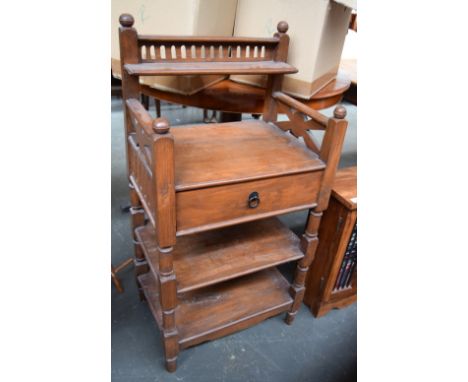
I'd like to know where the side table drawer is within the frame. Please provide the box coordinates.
[176,171,323,235]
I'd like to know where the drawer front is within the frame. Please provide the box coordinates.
[176,171,323,235]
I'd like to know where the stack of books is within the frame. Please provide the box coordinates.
[333,223,357,291]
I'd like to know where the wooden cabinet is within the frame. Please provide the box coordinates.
[118,13,348,372]
[304,166,357,317]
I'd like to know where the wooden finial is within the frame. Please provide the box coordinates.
[153,118,170,134]
[119,14,134,28]
[333,105,347,119]
[277,21,289,34]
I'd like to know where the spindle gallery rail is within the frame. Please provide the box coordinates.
[119,16,297,77]
[137,36,278,63]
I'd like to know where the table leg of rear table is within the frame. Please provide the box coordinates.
[219,112,242,122]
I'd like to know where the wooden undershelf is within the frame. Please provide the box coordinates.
[138,267,292,349]
[136,218,303,293]
[124,61,298,76]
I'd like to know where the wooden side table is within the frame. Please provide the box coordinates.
[304,166,357,317]
[140,71,351,121]
[340,59,356,105]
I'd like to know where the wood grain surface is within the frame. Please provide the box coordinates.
[176,172,322,235]
[331,166,357,211]
[138,268,292,349]
[171,120,325,191]
[136,218,303,293]
[125,61,297,76]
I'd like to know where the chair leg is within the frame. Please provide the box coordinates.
[219,111,242,122]
[111,266,124,293]
[115,257,133,272]
[203,109,217,123]
[111,258,133,293]
[155,98,161,118]
[141,94,150,110]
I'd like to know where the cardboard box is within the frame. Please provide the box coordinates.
[111,0,238,95]
[230,0,352,100]
[334,0,357,10]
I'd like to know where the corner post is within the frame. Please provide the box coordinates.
[263,21,290,122]
[119,14,148,297]
[316,105,348,211]
[152,118,179,372]
[119,13,140,175]
[286,105,348,324]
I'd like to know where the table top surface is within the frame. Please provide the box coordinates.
[170,120,325,191]
[332,166,357,210]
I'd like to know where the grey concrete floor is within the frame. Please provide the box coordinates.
[112,97,357,382]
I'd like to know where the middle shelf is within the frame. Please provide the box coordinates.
[136,217,303,293]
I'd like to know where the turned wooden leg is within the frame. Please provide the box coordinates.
[286,209,322,324]
[159,246,180,372]
[219,111,242,122]
[163,329,178,372]
[141,94,150,110]
[155,98,161,118]
[203,109,217,123]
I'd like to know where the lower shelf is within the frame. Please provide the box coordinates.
[138,267,292,349]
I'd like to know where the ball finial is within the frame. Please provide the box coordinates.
[153,118,170,134]
[333,105,347,119]
[277,21,289,34]
[119,14,134,28]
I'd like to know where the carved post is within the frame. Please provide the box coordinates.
[119,14,140,176]
[316,105,348,211]
[119,14,147,295]
[151,118,178,372]
[263,21,290,122]
[286,105,348,324]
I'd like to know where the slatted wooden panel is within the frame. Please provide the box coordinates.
[137,38,277,63]
[126,99,158,228]
[128,135,156,228]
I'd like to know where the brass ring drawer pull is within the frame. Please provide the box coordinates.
[248,192,260,209]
